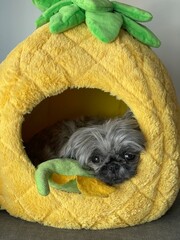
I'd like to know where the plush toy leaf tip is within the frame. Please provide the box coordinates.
[35,159,116,197]
[32,0,161,47]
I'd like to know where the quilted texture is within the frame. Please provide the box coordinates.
[0,24,180,229]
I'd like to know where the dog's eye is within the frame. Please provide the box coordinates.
[91,156,101,163]
[123,153,136,161]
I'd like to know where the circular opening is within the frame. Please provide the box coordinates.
[21,88,146,187]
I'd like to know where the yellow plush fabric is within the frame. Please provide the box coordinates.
[0,24,180,229]
[51,174,116,197]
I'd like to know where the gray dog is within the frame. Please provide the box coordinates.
[25,111,145,185]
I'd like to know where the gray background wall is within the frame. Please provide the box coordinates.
[0,0,179,101]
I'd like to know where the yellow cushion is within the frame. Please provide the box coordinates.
[0,24,179,229]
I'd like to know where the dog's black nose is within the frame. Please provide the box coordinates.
[109,157,116,162]
[108,163,119,173]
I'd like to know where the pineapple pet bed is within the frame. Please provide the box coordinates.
[0,0,180,229]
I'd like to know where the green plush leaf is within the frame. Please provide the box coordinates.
[32,0,61,11]
[35,159,92,196]
[50,4,85,33]
[113,1,152,22]
[122,15,161,48]
[36,0,72,28]
[73,0,113,12]
[86,11,123,43]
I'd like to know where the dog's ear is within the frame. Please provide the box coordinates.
[60,128,92,160]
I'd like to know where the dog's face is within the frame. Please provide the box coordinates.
[61,111,145,185]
